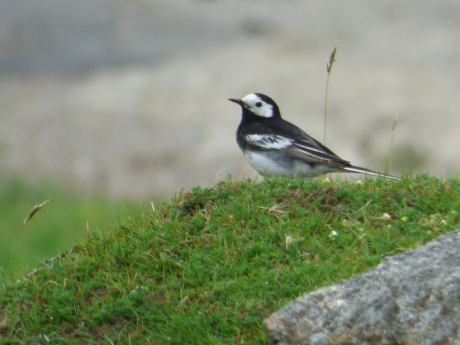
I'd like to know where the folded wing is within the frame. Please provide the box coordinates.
[244,133,350,167]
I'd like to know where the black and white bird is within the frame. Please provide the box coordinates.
[229,93,399,181]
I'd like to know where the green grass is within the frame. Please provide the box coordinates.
[0,178,137,278]
[1,176,459,344]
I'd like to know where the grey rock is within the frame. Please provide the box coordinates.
[265,230,460,345]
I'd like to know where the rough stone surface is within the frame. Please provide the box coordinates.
[265,230,460,345]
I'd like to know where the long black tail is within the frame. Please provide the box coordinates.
[342,165,400,181]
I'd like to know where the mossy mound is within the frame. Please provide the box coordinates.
[1,176,459,344]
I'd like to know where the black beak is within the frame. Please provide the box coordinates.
[228,98,244,106]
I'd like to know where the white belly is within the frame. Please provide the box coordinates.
[243,150,291,176]
[243,150,335,177]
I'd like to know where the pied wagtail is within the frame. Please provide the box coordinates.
[229,93,399,181]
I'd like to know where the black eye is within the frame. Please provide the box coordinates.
[255,102,263,108]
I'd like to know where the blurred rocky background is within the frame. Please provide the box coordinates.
[1,0,459,199]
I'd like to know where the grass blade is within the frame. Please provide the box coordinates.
[323,47,337,144]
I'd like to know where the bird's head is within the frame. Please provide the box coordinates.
[229,93,281,118]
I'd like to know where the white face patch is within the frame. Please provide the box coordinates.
[241,93,274,118]
[245,134,292,149]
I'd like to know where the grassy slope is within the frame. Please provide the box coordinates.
[0,178,136,278]
[1,176,459,344]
